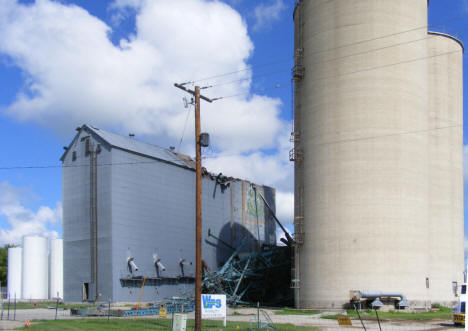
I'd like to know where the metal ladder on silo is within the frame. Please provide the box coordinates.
[290,0,305,292]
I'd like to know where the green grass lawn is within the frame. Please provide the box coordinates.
[274,307,321,315]
[322,307,452,321]
[15,318,318,331]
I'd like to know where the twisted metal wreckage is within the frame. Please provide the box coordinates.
[202,187,294,306]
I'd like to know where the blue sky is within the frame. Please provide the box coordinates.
[0,0,467,247]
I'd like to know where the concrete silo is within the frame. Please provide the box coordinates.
[22,236,48,300]
[50,239,64,299]
[427,32,464,303]
[292,0,463,308]
[7,247,22,299]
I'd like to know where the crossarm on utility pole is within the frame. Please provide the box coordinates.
[174,83,213,103]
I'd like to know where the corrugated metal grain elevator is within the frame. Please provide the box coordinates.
[61,125,276,303]
[291,0,464,308]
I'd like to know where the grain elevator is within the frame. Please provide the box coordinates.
[61,125,276,303]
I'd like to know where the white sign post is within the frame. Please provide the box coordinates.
[201,294,227,327]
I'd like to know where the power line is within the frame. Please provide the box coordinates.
[211,47,462,101]
[0,122,461,170]
[177,103,193,153]
[202,123,462,159]
[0,160,182,170]
[182,13,468,86]
[209,69,289,88]
[191,58,293,84]
[207,29,462,91]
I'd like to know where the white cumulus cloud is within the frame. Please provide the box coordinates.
[0,0,294,234]
[0,182,61,245]
[252,0,286,31]
[0,0,284,154]
[276,191,293,224]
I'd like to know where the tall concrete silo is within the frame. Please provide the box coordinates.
[22,236,48,300]
[7,247,22,299]
[292,0,463,308]
[427,32,464,303]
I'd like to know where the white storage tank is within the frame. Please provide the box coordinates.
[22,236,48,300]
[49,239,63,299]
[7,247,22,299]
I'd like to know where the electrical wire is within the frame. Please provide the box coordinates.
[201,123,462,159]
[182,13,468,85]
[3,15,467,171]
[0,122,461,170]
[207,29,461,91]
[211,47,462,101]
[209,69,289,88]
[177,104,193,153]
[191,58,293,84]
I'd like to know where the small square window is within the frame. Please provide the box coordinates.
[72,151,77,161]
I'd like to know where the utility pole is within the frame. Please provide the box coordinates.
[174,83,213,331]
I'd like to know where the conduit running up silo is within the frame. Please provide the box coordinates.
[292,0,444,308]
[49,239,64,299]
[7,247,22,299]
[22,236,48,300]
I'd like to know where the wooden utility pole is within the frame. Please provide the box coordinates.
[174,83,213,331]
[194,85,203,330]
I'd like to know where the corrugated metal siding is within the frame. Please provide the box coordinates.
[63,128,276,303]
[62,131,113,302]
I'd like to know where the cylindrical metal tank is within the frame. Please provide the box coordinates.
[22,236,48,300]
[49,239,64,299]
[7,247,22,299]
[294,0,430,308]
[427,32,464,303]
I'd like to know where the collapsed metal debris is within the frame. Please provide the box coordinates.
[202,186,294,306]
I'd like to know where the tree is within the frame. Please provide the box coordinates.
[0,245,14,288]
